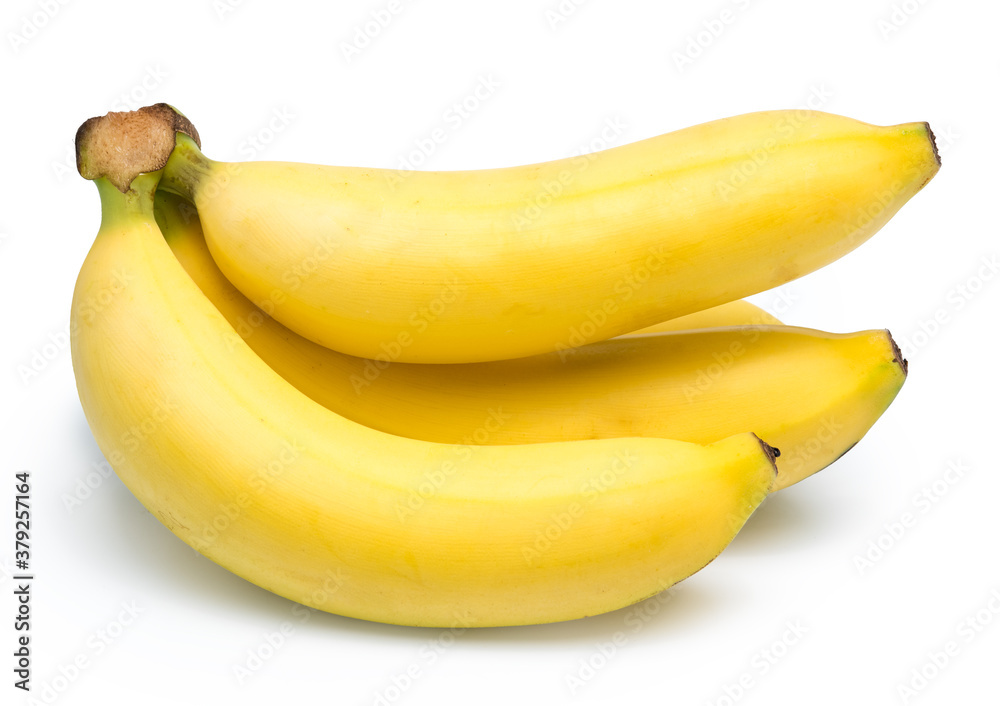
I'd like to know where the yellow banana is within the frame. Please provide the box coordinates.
[624,301,781,336]
[156,191,905,490]
[72,108,776,627]
[160,106,939,363]
[624,300,781,336]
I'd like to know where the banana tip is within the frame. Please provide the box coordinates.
[924,122,941,167]
[753,435,781,472]
[886,329,909,376]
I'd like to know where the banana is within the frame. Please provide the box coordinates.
[72,107,776,627]
[156,192,781,339]
[159,105,939,363]
[623,300,781,336]
[156,190,905,490]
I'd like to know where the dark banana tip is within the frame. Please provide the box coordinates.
[923,122,941,167]
[885,329,909,376]
[753,434,781,473]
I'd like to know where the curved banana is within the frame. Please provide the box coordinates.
[624,301,780,336]
[157,191,904,490]
[160,106,939,363]
[72,108,776,627]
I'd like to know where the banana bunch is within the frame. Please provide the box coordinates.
[71,104,938,627]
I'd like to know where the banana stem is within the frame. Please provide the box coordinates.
[76,103,200,193]
[159,134,212,202]
[96,173,161,229]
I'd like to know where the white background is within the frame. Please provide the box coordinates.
[1,0,998,704]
